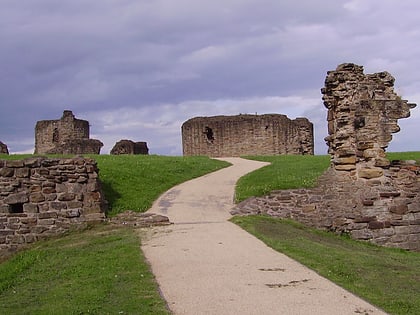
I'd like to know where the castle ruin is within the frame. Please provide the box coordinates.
[34,110,103,155]
[182,114,314,157]
[233,63,420,251]
[0,142,8,155]
[0,157,106,258]
[110,140,149,155]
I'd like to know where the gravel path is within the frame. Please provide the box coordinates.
[141,157,387,315]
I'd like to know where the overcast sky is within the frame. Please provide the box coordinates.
[1,0,419,155]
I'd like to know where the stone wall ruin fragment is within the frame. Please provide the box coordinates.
[34,110,103,155]
[233,63,420,251]
[110,139,149,155]
[0,142,8,155]
[0,157,106,258]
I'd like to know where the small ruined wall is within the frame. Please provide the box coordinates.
[0,142,8,155]
[182,114,313,157]
[0,157,106,257]
[233,63,420,251]
[232,161,420,251]
[35,110,103,154]
[111,140,149,155]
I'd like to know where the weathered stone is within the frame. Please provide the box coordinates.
[334,164,356,171]
[50,202,67,210]
[354,216,376,223]
[358,168,384,179]
[63,209,81,218]
[4,192,28,204]
[334,156,356,165]
[42,186,56,194]
[58,193,75,201]
[30,192,45,203]
[38,212,58,219]
[389,204,408,215]
[379,191,401,198]
[110,211,171,227]
[23,203,39,213]
[6,160,24,168]
[0,168,14,177]
[362,199,374,206]
[375,158,391,168]
[15,168,29,178]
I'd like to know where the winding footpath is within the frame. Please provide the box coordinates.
[141,158,387,315]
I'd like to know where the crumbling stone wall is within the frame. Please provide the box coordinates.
[111,140,149,155]
[182,114,313,157]
[0,142,8,155]
[323,63,416,174]
[233,63,420,251]
[0,157,106,258]
[35,110,103,154]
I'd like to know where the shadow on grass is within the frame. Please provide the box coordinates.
[99,179,121,217]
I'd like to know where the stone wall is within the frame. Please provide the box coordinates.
[111,140,149,155]
[232,161,420,251]
[182,114,313,157]
[0,142,8,155]
[35,110,103,154]
[233,63,420,251]
[0,157,106,258]
[322,63,416,174]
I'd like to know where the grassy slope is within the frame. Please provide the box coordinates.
[92,155,230,216]
[0,226,170,315]
[235,155,330,202]
[236,152,420,202]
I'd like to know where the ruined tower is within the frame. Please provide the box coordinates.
[34,110,103,155]
[322,63,416,176]
[182,114,314,157]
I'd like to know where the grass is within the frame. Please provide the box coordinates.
[386,151,420,162]
[235,155,330,202]
[0,225,170,314]
[231,215,420,315]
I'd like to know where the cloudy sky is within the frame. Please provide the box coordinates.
[1,0,419,155]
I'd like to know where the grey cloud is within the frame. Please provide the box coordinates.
[1,0,419,155]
